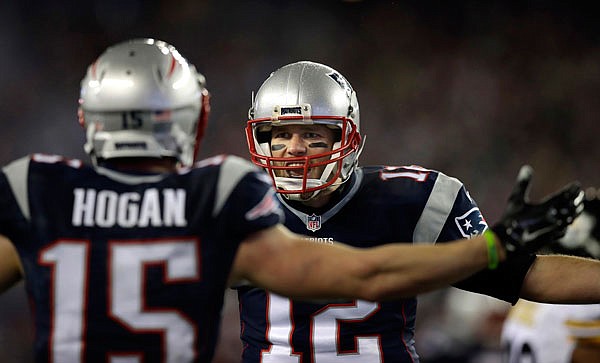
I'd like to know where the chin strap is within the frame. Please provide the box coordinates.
[274,177,326,201]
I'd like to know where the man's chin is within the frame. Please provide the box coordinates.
[300,191,316,200]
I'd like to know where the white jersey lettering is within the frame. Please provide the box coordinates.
[72,188,187,228]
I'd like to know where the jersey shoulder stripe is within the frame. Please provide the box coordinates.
[2,156,31,220]
[413,171,463,243]
[213,155,261,217]
[362,165,465,243]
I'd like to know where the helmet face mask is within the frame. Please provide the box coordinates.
[245,61,362,200]
[78,38,210,167]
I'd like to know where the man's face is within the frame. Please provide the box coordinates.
[270,124,335,180]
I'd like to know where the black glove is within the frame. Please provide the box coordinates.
[491,165,584,254]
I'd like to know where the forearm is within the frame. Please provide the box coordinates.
[234,225,505,301]
[357,235,502,300]
[0,234,23,293]
[257,236,501,300]
[521,255,600,303]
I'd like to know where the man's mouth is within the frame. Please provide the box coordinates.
[285,163,305,178]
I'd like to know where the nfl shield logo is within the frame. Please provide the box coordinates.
[306,213,321,232]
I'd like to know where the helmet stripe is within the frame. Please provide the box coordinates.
[167,55,177,78]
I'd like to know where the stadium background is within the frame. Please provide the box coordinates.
[0,1,598,361]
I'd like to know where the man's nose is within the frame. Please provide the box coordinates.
[287,134,307,155]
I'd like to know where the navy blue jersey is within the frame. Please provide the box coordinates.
[237,165,536,363]
[0,153,284,363]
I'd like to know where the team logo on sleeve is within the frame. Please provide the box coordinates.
[306,213,321,232]
[455,207,488,238]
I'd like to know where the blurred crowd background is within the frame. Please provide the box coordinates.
[0,1,598,362]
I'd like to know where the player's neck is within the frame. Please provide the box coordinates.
[99,157,178,174]
[294,186,344,211]
[300,193,332,209]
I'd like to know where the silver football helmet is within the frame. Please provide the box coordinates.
[246,61,363,200]
[78,38,210,167]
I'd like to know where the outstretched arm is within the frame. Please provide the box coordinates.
[520,254,600,303]
[0,234,23,293]
[231,224,503,301]
[232,165,586,302]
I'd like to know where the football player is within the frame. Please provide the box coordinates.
[0,40,585,363]
[239,60,599,362]
[501,189,600,363]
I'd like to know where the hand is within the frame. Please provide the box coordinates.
[491,165,584,254]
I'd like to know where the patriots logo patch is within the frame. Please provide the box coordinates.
[306,213,321,232]
[455,207,488,238]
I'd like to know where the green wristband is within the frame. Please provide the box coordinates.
[484,229,499,270]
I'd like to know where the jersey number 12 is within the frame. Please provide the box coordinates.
[262,292,382,362]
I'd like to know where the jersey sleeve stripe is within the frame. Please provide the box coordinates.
[566,319,600,336]
[413,172,462,243]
